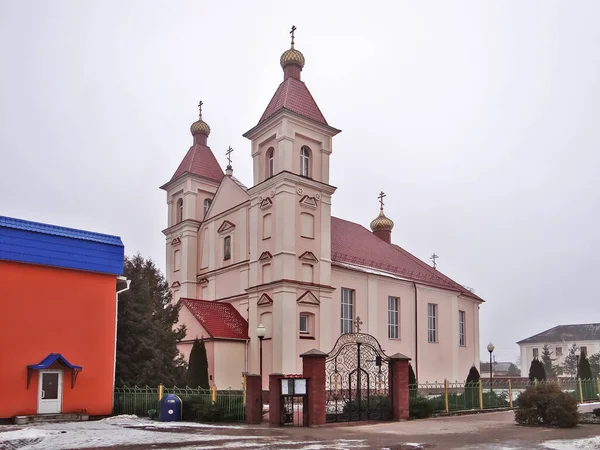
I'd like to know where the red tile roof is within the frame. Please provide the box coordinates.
[171,144,224,183]
[330,217,483,301]
[258,77,328,126]
[181,298,249,340]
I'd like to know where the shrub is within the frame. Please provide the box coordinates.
[466,366,480,383]
[181,395,224,422]
[593,408,600,418]
[409,396,434,419]
[514,383,578,428]
[342,395,391,414]
[528,358,547,381]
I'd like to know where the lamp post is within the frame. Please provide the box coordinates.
[487,343,495,393]
[256,324,266,381]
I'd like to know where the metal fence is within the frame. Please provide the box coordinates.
[409,378,600,414]
[113,385,246,422]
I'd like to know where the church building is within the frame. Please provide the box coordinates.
[160,31,484,389]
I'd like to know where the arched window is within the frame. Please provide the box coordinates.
[176,198,183,223]
[203,198,212,217]
[267,148,274,177]
[300,146,310,177]
[223,235,231,260]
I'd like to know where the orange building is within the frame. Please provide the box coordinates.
[0,216,126,419]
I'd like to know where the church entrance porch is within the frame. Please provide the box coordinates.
[325,331,393,423]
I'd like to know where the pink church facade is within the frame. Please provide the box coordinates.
[161,34,483,390]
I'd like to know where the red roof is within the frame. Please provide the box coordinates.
[258,77,328,126]
[181,298,249,340]
[330,217,483,301]
[171,144,224,183]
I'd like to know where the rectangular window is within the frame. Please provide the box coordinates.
[459,310,466,346]
[556,347,563,357]
[299,314,309,334]
[533,348,539,358]
[340,288,354,334]
[388,296,399,339]
[427,303,437,343]
[580,346,587,355]
[223,235,231,260]
[173,249,181,272]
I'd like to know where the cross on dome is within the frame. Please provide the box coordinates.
[226,146,234,169]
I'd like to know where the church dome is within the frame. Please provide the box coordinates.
[280,47,305,69]
[190,118,210,137]
[370,209,394,232]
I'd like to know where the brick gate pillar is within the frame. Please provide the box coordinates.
[245,374,262,424]
[389,353,411,421]
[301,349,328,426]
[268,373,285,425]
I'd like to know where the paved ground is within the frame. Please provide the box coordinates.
[1,404,599,449]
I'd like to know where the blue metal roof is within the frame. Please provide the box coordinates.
[28,353,83,371]
[0,215,124,275]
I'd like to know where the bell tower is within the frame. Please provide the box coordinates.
[160,103,224,302]
[243,28,341,378]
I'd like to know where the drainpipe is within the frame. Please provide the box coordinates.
[413,282,419,381]
[112,276,131,410]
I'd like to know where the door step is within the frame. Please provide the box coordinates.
[14,413,89,425]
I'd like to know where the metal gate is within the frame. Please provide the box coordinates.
[325,332,392,422]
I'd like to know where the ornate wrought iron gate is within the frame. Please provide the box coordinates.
[325,332,392,422]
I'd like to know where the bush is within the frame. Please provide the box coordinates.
[593,408,600,418]
[181,396,224,422]
[514,383,578,428]
[409,396,434,419]
[342,395,391,415]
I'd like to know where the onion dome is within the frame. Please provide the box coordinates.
[370,208,394,232]
[280,46,305,69]
[190,101,211,137]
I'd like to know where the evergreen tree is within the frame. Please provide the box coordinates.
[408,363,417,386]
[507,363,521,377]
[562,344,579,376]
[541,344,557,378]
[528,358,546,381]
[578,348,593,380]
[186,338,210,388]
[589,352,600,378]
[466,365,481,383]
[115,254,187,386]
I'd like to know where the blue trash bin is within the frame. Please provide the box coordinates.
[159,394,182,422]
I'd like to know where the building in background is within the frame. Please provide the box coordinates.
[161,32,484,388]
[517,323,600,376]
[0,216,126,419]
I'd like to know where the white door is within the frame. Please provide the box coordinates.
[38,371,62,414]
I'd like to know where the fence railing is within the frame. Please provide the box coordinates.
[409,378,600,414]
[113,385,246,422]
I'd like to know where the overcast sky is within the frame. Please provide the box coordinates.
[1,1,599,364]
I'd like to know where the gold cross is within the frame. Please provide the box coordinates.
[290,25,297,47]
[377,191,386,209]
[354,316,363,333]
[198,100,203,119]
[226,146,234,167]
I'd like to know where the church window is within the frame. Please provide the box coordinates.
[299,314,309,334]
[267,148,274,177]
[203,198,212,217]
[176,198,183,223]
[263,213,272,239]
[300,146,310,177]
[388,296,399,339]
[340,288,354,334]
[174,249,181,272]
[223,236,231,260]
[427,303,437,343]
[459,310,466,346]
[300,212,314,238]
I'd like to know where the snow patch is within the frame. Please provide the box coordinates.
[543,436,600,449]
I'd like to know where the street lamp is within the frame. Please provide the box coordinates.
[487,343,495,392]
[256,324,266,380]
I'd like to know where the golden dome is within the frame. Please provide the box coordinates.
[280,46,305,69]
[190,119,210,137]
[370,209,394,232]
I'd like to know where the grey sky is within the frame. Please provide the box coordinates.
[1,1,599,365]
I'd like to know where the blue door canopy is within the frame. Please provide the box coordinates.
[159,394,182,422]
[0,215,124,275]
[27,353,83,389]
